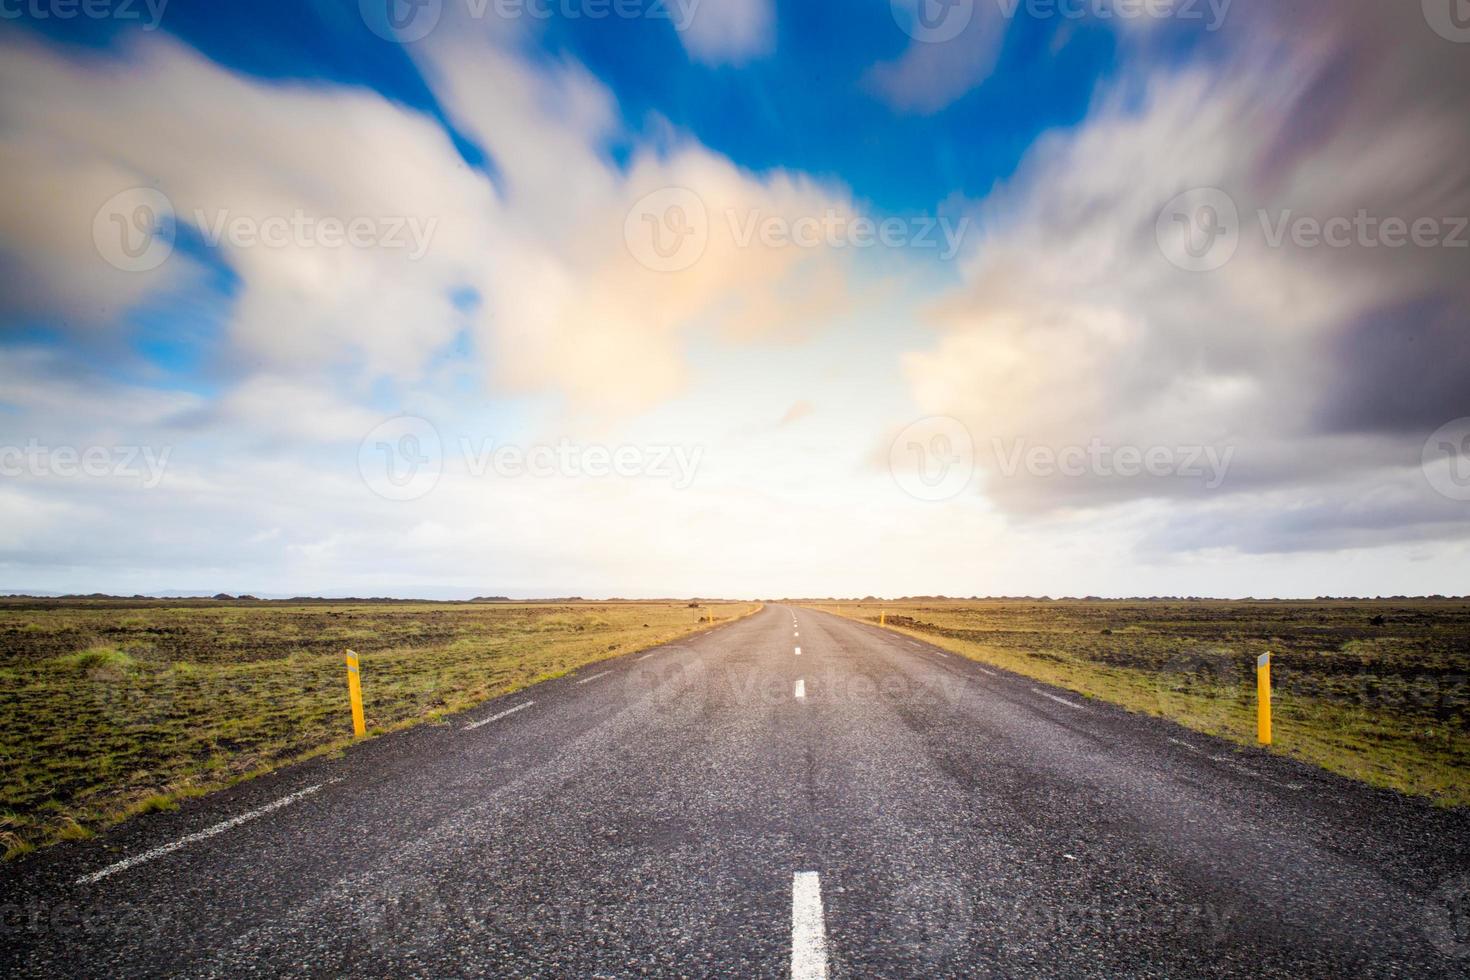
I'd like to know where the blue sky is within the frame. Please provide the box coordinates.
[23,0,1121,209]
[0,0,1467,597]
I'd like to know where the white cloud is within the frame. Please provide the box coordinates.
[419,31,859,416]
[674,0,775,66]
[0,37,491,383]
[865,2,1008,114]
[0,30,862,423]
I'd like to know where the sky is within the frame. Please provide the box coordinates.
[0,0,1466,599]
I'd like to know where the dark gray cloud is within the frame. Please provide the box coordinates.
[901,0,1470,552]
[1316,296,1470,437]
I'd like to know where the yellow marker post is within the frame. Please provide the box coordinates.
[1256,651,1272,745]
[880,610,886,626]
[345,650,366,738]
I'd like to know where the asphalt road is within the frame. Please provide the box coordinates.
[3,604,1468,977]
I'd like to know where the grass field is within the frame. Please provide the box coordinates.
[808,600,1470,807]
[0,599,758,858]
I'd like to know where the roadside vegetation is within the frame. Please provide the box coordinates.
[809,600,1469,806]
[0,599,758,857]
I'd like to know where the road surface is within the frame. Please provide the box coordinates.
[3,604,1467,977]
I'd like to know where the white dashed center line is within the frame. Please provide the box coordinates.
[76,783,327,885]
[576,671,612,685]
[795,646,802,656]
[791,871,829,979]
[463,700,535,731]
[1031,688,1088,711]
[794,679,806,699]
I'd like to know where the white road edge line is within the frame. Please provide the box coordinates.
[464,700,535,731]
[636,653,654,662]
[1031,688,1088,711]
[976,667,997,677]
[76,783,326,885]
[576,671,612,685]
[1168,739,1302,791]
[791,871,829,979]
[795,678,806,699]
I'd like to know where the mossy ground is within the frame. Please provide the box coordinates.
[809,600,1469,807]
[0,599,758,857]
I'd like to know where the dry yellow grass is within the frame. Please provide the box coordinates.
[809,600,1469,806]
[0,599,759,856]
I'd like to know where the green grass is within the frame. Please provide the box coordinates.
[808,600,1469,806]
[49,646,135,671]
[0,598,760,855]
